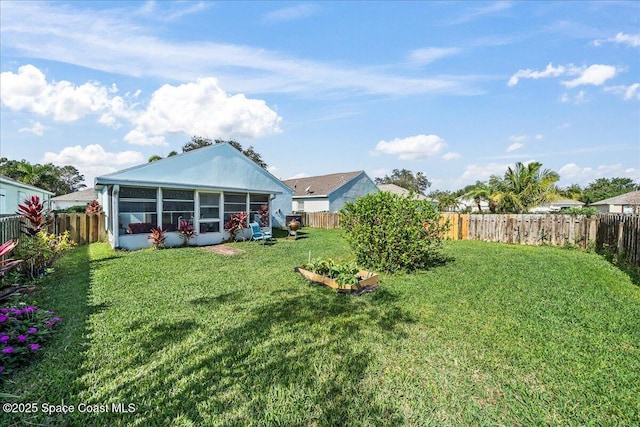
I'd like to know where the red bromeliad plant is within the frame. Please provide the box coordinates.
[17,196,50,236]
[178,220,196,246]
[85,200,102,215]
[147,227,167,249]
[0,240,22,282]
[224,212,248,241]
[258,204,270,227]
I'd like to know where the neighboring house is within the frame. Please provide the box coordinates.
[50,187,97,211]
[95,143,293,250]
[456,197,489,213]
[0,175,54,216]
[282,170,378,213]
[377,183,438,206]
[530,198,584,213]
[589,190,640,214]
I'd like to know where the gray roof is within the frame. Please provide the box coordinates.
[377,183,428,200]
[283,171,363,197]
[51,187,96,201]
[0,175,54,195]
[590,190,640,206]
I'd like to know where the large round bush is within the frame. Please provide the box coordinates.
[340,191,447,273]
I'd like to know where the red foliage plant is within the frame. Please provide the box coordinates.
[85,200,102,215]
[17,196,51,236]
[147,227,167,249]
[224,212,248,241]
[0,240,22,281]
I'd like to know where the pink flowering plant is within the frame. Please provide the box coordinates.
[0,304,61,375]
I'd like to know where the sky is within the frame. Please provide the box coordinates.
[1,0,639,192]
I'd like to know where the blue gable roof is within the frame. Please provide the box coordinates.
[96,143,292,194]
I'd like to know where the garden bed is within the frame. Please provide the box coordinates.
[294,266,379,295]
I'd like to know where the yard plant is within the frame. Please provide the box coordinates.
[1,229,639,426]
[340,191,448,272]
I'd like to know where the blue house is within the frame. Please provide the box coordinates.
[95,143,293,250]
[0,175,54,216]
[282,170,378,213]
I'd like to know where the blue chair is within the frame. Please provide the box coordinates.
[249,222,272,245]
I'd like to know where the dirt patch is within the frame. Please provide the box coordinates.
[202,244,244,256]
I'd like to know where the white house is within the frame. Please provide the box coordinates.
[95,143,293,250]
[590,190,640,214]
[0,175,53,216]
[377,183,438,206]
[50,188,97,211]
[282,171,378,213]
[530,198,584,213]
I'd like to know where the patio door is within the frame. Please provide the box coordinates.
[198,192,221,233]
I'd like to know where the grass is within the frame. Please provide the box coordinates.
[1,228,639,426]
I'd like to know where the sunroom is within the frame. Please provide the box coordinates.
[95,143,293,250]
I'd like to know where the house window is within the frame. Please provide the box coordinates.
[199,192,221,233]
[224,192,247,224]
[119,187,157,235]
[250,194,270,226]
[298,200,305,212]
[163,189,194,231]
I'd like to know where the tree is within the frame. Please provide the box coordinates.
[148,155,163,163]
[182,136,213,152]
[0,158,85,195]
[428,190,461,212]
[463,181,496,213]
[580,177,639,204]
[492,162,560,213]
[559,183,583,201]
[181,136,268,170]
[374,169,431,194]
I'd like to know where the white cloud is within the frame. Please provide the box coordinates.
[18,121,47,136]
[42,144,144,186]
[604,83,640,100]
[408,47,462,65]
[562,64,617,88]
[442,152,461,160]
[558,163,640,186]
[447,1,512,25]
[534,134,543,140]
[461,163,509,182]
[560,90,588,104]
[508,62,565,87]
[509,135,527,142]
[593,32,640,48]
[508,63,617,88]
[286,173,310,180]
[266,165,280,179]
[507,143,524,152]
[373,134,447,160]
[124,77,282,146]
[263,4,320,24]
[0,64,130,123]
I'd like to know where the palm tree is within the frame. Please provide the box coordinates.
[493,162,560,213]
[463,181,498,212]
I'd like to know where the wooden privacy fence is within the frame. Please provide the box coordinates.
[597,214,640,266]
[54,213,106,245]
[0,215,22,243]
[301,212,341,229]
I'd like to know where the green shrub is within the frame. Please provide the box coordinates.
[561,207,599,217]
[14,231,75,279]
[340,192,448,273]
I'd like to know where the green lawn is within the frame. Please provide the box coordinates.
[2,228,639,426]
